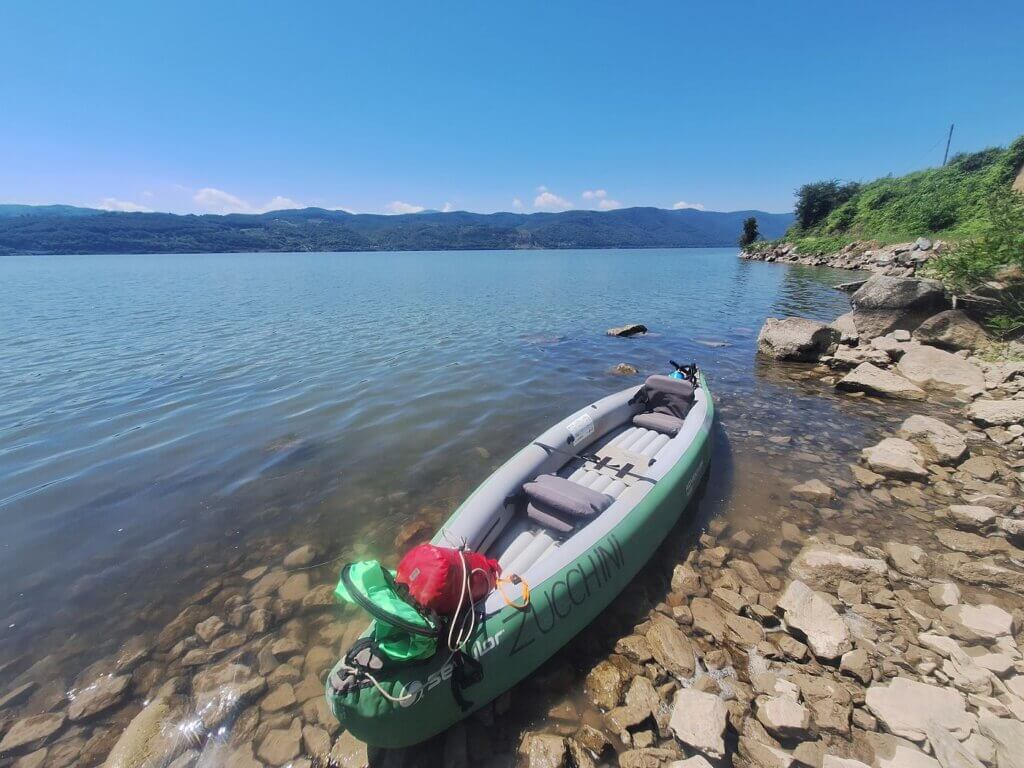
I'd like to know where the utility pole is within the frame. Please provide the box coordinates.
[942,123,955,166]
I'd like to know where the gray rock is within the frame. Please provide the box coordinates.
[102,696,186,768]
[755,695,812,739]
[865,678,972,741]
[0,713,65,754]
[757,317,839,361]
[942,603,1014,641]
[789,543,887,592]
[840,648,872,684]
[669,688,727,760]
[849,275,948,338]
[862,437,928,479]
[884,541,929,578]
[790,479,834,503]
[914,310,989,351]
[257,717,301,766]
[928,582,961,607]
[67,673,131,721]
[606,324,647,337]
[822,758,870,768]
[646,615,696,678]
[947,504,996,530]
[966,398,1024,427]
[518,732,567,768]
[831,312,860,344]
[283,544,317,568]
[926,720,984,768]
[952,560,1024,591]
[978,715,1024,768]
[778,580,851,660]
[836,362,926,400]
[897,346,985,391]
[898,415,968,465]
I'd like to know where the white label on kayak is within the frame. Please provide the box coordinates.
[566,413,595,444]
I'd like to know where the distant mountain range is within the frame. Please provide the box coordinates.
[0,204,793,255]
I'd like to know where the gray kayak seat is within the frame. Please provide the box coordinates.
[522,473,614,534]
[633,412,684,436]
[631,374,695,435]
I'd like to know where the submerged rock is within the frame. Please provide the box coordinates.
[67,673,131,721]
[862,438,928,479]
[610,363,639,376]
[836,363,925,400]
[0,712,65,754]
[606,324,647,338]
[789,543,887,592]
[757,317,839,361]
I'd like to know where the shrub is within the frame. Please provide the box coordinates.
[793,180,861,230]
[929,188,1024,291]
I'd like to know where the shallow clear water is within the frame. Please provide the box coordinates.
[0,248,877,752]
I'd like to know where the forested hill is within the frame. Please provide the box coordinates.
[0,205,793,255]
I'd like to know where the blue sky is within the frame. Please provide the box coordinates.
[1,1,1021,215]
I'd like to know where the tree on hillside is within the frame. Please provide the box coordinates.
[738,217,759,247]
[794,180,861,230]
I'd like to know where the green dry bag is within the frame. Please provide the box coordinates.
[334,561,440,663]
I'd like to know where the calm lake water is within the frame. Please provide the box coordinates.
[0,248,879,756]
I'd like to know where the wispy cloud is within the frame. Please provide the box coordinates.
[442,202,454,213]
[582,189,607,200]
[511,198,524,210]
[386,200,425,214]
[533,186,572,212]
[97,197,151,213]
[672,200,706,211]
[193,188,252,214]
[597,198,622,210]
[262,196,302,212]
[193,188,305,214]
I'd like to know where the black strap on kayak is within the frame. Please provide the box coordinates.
[450,650,483,711]
[533,442,655,482]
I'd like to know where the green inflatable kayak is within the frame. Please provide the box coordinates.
[326,366,714,747]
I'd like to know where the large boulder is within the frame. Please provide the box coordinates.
[757,317,839,361]
[836,363,926,400]
[896,346,985,391]
[897,414,967,465]
[777,580,852,661]
[913,310,989,351]
[849,276,949,338]
[966,398,1024,427]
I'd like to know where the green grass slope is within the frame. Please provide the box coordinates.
[769,134,1024,254]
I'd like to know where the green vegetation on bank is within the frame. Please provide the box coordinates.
[748,134,1024,255]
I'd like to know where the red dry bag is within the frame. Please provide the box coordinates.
[396,544,501,616]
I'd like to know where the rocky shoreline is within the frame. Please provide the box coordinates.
[740,239,944,278]
[3,274,1024,767]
